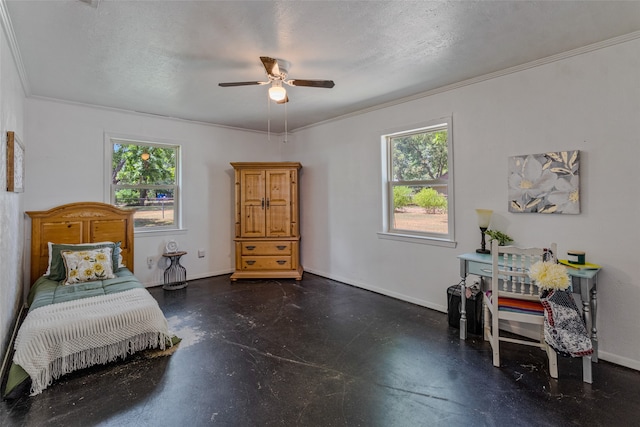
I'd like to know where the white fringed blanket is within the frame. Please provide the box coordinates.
[13,288,171,395]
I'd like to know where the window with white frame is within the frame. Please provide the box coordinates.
[383,119,454,241]
[110,138,180,230]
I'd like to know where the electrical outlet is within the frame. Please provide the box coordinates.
[198,249,205,258]
[147,256,154,269]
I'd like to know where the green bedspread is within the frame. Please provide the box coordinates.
[3,268,145,398]
[28,268,143,310]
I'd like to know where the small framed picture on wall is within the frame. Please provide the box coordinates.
[6,131,24,193]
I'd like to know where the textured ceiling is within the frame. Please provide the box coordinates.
[5,0,640,133]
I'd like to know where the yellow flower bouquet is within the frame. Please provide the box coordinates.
[529,261,570,290]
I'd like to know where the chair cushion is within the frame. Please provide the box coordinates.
[498,297,544,315]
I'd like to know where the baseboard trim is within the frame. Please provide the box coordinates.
[142,269,235,288]
[303,267,447,313]
[597,351,640,372]
[0,303,27,390]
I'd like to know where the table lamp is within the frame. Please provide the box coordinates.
[475,209,493,254]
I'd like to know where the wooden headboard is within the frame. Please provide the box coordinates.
[26,202,135,285]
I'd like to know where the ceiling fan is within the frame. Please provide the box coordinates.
[218,56,335,103]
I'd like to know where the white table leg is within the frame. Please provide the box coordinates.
[460,282,467,340]
[459,259,469,340]
[591,286,598,362]
[582,355,593,383]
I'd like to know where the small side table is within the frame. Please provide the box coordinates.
[162,251,188,290]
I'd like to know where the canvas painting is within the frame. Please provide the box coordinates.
[508,150,580,214]
[6,131,25,193]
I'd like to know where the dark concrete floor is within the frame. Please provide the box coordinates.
[2,273,640,426]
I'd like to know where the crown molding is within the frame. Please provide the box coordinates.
[292,30,640,134]
[0,0,31,95]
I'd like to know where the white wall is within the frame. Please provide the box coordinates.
[24,98,282,286]
[286,38,640,370]
[0,12,25,359]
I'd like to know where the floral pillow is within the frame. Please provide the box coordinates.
[61,247,116,285]
[47,241,122,280]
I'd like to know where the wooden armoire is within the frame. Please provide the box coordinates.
[230,162,303,281]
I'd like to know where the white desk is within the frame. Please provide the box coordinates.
[457,252,600,382]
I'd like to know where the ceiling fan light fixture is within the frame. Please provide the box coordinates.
[268,85,287,102]
[219,56,333,104]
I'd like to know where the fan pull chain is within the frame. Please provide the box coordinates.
[283,99,288,143]
[267,92,271,141]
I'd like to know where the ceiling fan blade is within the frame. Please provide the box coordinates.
[286,79,335,88]
[260,56,279,76]
[218,81,269,87]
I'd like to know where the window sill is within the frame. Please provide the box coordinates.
[377,231,457,248]
[135,228,188,238]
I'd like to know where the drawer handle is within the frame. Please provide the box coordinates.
[245,260,256,265]
[276,260,286,265]
[276,245,286,250]
[246,246,256,250]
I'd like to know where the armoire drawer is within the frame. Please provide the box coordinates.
[241,256,292,270]
[241,241,292,256]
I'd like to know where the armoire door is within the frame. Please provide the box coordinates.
[240,169,266,237]
[265,169,292,237]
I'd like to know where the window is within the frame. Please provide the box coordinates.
[383,118,454,242]
[110,138,180,230]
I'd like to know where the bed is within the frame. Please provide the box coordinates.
[3,202,172,397]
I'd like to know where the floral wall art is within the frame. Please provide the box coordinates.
[508,150,580,214]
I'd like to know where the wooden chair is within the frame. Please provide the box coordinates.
[483,240,558,378]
